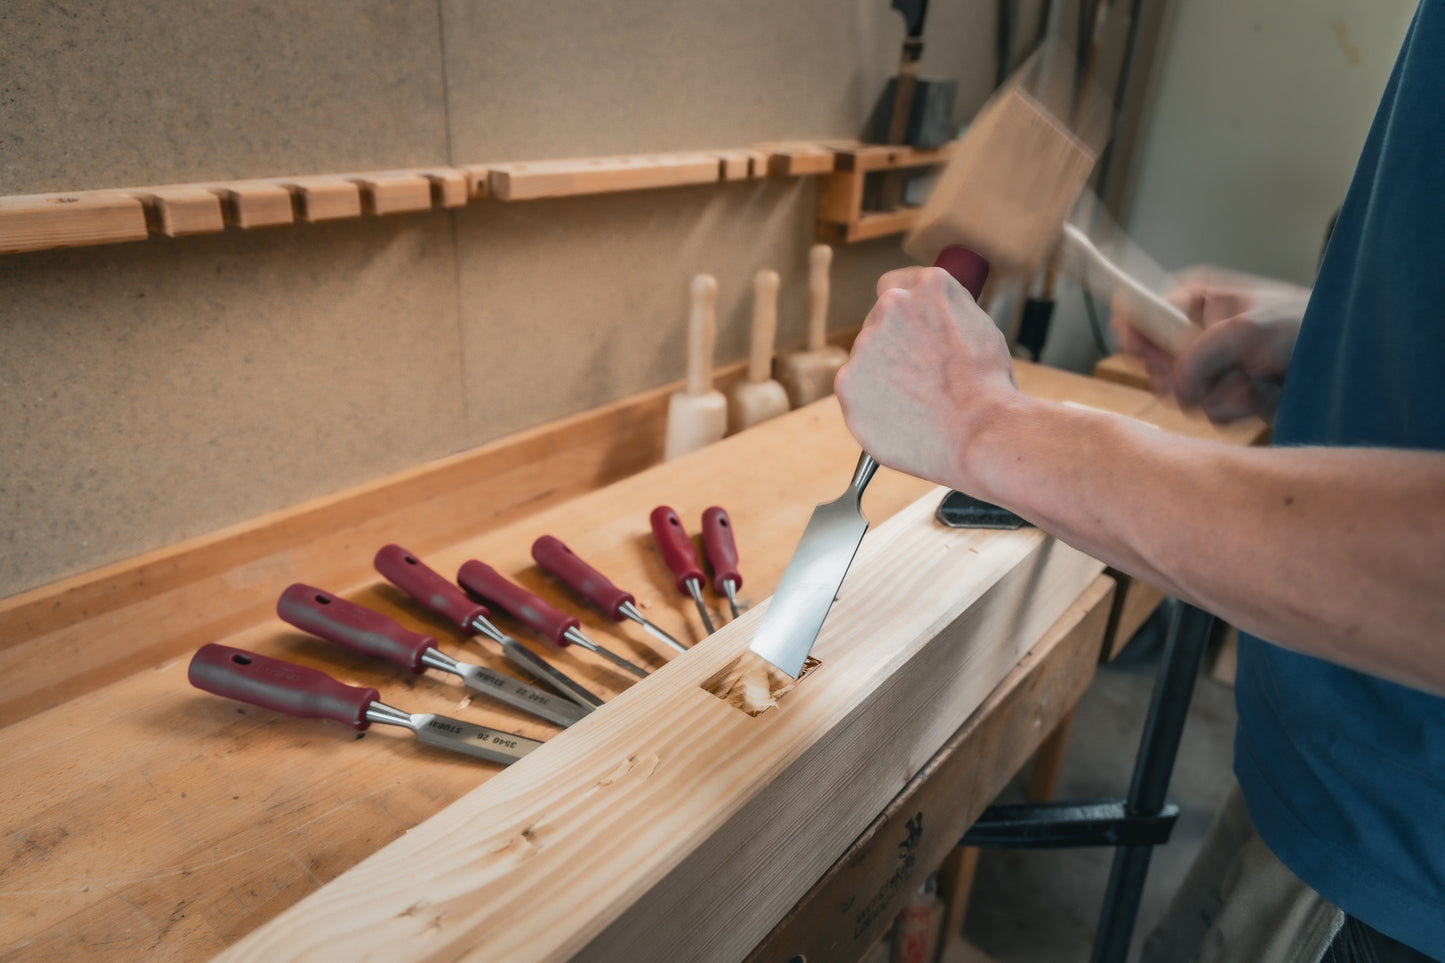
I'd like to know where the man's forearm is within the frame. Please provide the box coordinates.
[964,397,1445,694]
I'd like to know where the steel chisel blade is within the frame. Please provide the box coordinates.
[749,457,876,678]
[456,664,588,727]
[410,713,544,765]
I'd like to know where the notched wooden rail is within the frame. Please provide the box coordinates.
[0,140,891,256]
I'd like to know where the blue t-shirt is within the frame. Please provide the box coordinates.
[1233,2,1445,957]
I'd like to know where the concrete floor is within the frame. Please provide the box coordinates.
[961,604,1239,962]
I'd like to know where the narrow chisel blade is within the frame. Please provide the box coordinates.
[409,713,544,764]
[456,664,589,727]
[748,454,878,678]
[499,639,605,709]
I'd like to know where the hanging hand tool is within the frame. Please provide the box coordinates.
[649,505,717,636]
[701,506,744,620]
[750,246,990,678]
[457,560,650,679]
[374,545,603,710]
[189,643,542,765]
[277,583,588,728]
[531,535,688,654]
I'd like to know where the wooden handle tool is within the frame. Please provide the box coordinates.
[726,269,790,432]
[457,560,650,678]
[532,535,688,654]
[776,244,849,408]
[188,644,543,764]
[649,505,717,637]
[663,274,728,460]
[276,584,588,727]
[374,545,604,709]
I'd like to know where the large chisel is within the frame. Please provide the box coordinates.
[189,644,543,765]
[748,245,990,678]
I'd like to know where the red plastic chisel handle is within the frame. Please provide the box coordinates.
[188,643,379,730]
[277,583,435,673]
[374,544,491,631]
[935,245,990,299]
[701,506,742,595]
[457,560,579,646]
[531,535,633,621]
[649,505,704,595]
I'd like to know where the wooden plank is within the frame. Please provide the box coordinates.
[758,142,837,176]
[815,169,865,224]
[0,385,935,961]
[209,181,295,228]
[818,208,919,244]
[280,176,363,221]
[0,191,149,254]
[348,172,434,216]
[458,164,492,200]
[832,141,956,173]
[713,149,766,181]
[749,576,1114,963]
[419,168,469,208]
[488,153,721,201]
[213,502,1105,961]
[129,186,227,236]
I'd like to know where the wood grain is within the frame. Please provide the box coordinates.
[348,172,434,216]
[129,186,227,236]
[282,176,364,221]
[488,153,723,201]
[210,181,296,228]
[213,495,1104,961]
[0,191,149,254]
[749,576,1113,963]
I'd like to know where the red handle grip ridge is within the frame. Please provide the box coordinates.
[189,643,378,730]
[277,583,435,673]
[532,535,633,621]
[649,505,704,594]
[375,544,491,631]
[456,560,579,646]
[701,506,742,595]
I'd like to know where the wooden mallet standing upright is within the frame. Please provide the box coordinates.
[775,244,849,408]
[904,49,1200,354]
[664,274,727,460]
[726,269,790,433]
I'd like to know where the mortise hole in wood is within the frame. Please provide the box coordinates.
[701,651,820,717]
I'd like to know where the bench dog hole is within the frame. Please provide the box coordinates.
[701,651,821,717]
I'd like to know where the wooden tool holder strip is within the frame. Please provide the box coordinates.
[0,140,958,256]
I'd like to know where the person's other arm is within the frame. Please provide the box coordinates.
[835,266,1445,694]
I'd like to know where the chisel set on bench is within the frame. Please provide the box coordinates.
[187,506,748,763]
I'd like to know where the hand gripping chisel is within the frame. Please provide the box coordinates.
[701,506,744,620]
[189,643,543,765]
[277,584,588,728]
[649,505,717,635]
[531,535,688,654]
[749,245,990,678]
[375,545,604,710]
[457,560,651,679]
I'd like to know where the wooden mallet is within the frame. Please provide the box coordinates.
[726,269,790,433]
[904,53,1199,354]
[664,275,727,460]
[775,244,849,408]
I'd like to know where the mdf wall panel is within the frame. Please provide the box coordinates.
[0,1,450,194]
[3,0,1139,603]
[0,215,465,594]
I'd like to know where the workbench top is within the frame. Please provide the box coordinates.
[0,362,1260,960]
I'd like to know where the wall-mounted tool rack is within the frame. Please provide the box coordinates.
[0,140,956,257]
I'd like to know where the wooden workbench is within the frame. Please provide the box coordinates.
[0,361,1251,960]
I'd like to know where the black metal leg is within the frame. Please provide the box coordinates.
[1089,602,1215,963]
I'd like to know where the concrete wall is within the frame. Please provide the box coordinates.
[4,0,1092,598]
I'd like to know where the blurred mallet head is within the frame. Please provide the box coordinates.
[904,42,1112,276]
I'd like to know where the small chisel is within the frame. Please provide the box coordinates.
[649,505,717,635]
[457,560,651,679]
[531,535,688,654]
[189,643,542,765]
[375,545,604,711]
[277,584,588,728]
[701,506,744,620]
